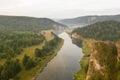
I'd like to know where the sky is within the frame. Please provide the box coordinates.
[0,0,120,19]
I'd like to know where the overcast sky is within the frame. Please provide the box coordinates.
[0,0,120,19]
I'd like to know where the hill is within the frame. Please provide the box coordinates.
[60,14,120,27]
[0,15,67,31]
[72,21,120,41]
[72,20,120,80]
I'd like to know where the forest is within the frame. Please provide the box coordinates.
[0,15,66,32]
[73,21,120,41]
[0,30,45,59]
[0,30,44,80]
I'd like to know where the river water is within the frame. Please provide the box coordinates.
[37,32,83,80]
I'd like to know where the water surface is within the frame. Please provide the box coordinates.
[37,32,83,80]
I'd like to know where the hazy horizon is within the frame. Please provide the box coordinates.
[0,0,120,19]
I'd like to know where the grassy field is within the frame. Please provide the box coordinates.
[41,30,54,41]
[14,30,64,80]
[14,42,45,62]
[0,59,6,65]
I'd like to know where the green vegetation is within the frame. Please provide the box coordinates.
[0,30,44,80]
[0,31,45,59]
[74,38,118,80]
[73,21,120,41]
[0,59,21,80]
[0,30,63,80]
[17,36,64,80]
[22,54,36,70]
[93,42,117,80]
[117,61,120,80]
[0,15,66,80]
[74,40,90,80]
[35,33,61,57]
[0,15,65,80]
[82,40,91,55]
[74,57,89,80]
[0,15,66,31]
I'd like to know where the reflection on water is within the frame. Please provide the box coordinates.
[37,32,83,80]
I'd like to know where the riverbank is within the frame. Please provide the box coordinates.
[16,39,64,80]
[74,36,92,80]
[74,38,119,80]
[15,30,64,80]
[74,56,89,80]
[34,39,64,80]
[74,40,90,80]
[36,32,83,80]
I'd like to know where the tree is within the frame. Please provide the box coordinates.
[0,59,21,80]
[25,59,35,70]
[35,48,43,57]
[22,54,36,70]
[22,54,29,66]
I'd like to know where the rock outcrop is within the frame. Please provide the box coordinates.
[86,41,118,80]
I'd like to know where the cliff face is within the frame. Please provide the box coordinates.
[86,41,118,80]
[116,41,120,59]
[71,34,119,80]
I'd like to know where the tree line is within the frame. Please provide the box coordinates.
[35,33,62,57]
[73,21,120,41]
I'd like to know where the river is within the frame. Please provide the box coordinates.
[37,32,83,80]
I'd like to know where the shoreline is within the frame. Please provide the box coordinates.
[34,39,64,80]
[74,55,89,80]
[15,30,64,80]
[73,39,90,80]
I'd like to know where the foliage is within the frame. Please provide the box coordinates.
[0,31,45,58]
[35,48,43,57]
[73,21,120,41]
[74,56,89,80]
[0,59,21,80]
[35,33,62,57]
[22,54,36,70]
[0,16,66,32]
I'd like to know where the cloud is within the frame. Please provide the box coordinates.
[0,0,120,18]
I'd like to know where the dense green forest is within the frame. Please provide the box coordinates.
[0,30,44,80]
[0,15,66,31]
[0,31,45,59]
[73,21,120,41]
[0,59,21,80]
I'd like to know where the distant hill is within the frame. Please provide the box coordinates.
[0,15,67,31]
[72,21,120,41]
[60,14,120,27]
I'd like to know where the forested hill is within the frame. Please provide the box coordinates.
[0,15,67,31]
[60,14,120,27]
[72,21,120,41]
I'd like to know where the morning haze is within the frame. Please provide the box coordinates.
[0,0,120,18]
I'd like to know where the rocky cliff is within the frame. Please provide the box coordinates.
[72,34,119,80]
[86,41,117,80]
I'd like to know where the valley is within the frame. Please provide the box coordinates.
[0,14,120,80]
